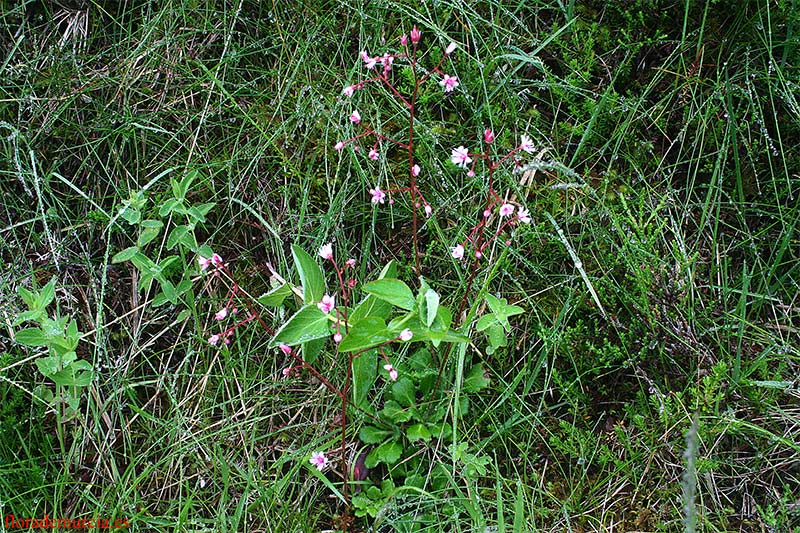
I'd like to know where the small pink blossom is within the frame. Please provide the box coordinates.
[475,250,483,259]
[334,141,344,151]
[467,170,475,177]
[439,74,459,92]
[342,85,355,97]
[384,364,399,381]
[411,164,420,177]
[334,332,343,343]
[369,187,386,204]
[350,110,361,124]
[499,203,515,217]
[317,294,336,314]
[519,134,535,153]
[215,308,228,321]
[208,334,220,346]
[410,25,421,43]
[400,34,408,46]
[345,258,356,268]
[399,329,413,341]
[484,129,495,143]
[368,148,379,160]
[360,50,377,69]
[517,206,532,224]
[282,367,291,377]
[318,243,333,260]
[380,53,394,68]
[483,209,492,218]
[445,42,457,55]
[424,204,432,217]
[211,253,223,266]
[279,344,292,355]
[450,146,472,168]
[198,256,211,270]
[310,451,328,471]
[451,244,465,259]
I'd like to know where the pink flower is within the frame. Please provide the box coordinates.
[400,34,408,46]
[369,187,386,204]
[475,250,483,259]
[450,146,472,168]
[517,206,531,224]
[345,258,356,268]
[399,329,413,341]
[282,367,291,377]
[208,334,220,346]
[519,134,534,153]
[317,294,336,314]
[342,85,354,97]
[411,164,420,177]
[483,209,492,218]
[334,332,343,343]
[424,204,432,217]
[334,141,344,151]
[350,110,361,124]
[198,256,211,270]
[451,244,465,259]
[445,42,457,55]
[279,344,292,355]
[484,129,495,143]
[211,253,223,266]
[360,50,377,69]
[439,74,459,92]
[215,308,228,321]
[499,203,515,217]
[410,25,421,43]
[310,451,328,471]
[384,364,399,381]
[467,170,475,177]
[368,148,379,161]
[318,243,333,260]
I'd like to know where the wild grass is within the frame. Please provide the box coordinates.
[1,0,799,531]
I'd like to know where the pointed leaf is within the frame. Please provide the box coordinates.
[257,284,293,307]
[352,350,377,410]
[339,317,396,353]
[292,245,325,305]
[112,246,140,264]
[273,305,331,346]
[363,279,415,310]
[16,328,48,346]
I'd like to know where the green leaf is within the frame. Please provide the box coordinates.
[302,337,325,364]
[406,423,431,443]
[257,284,293,307]
[349,261,397,323]
[13,309,44,326]
[463,364,491,393]
[38,278,56,309]
[363,279,415,310]
[15,328,48,346]
[166,225,190,249]
[380,399,413,424]
[192,202,215,217]
[359,425,390,444]
[273,305,331,346]
[158,198,182,217]
[35,356,61,376]
[476,314,498,332]
[365,440,403,468]
[352,350,377,410]
[422,287,440,327]
[160,280,177,304]
[112,246,140,264]
[121,206,140,224]
[137,221,163,247]
[292,245,325,305]
[50,362,94,387]
[339,317,395,353]
[391,377,416,407]
[18,286,37,309]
